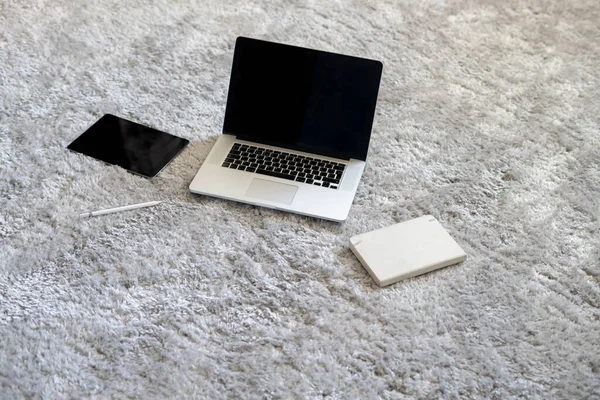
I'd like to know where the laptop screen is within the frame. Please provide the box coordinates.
[223,37,383,161]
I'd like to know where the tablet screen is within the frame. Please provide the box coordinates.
[67,114,189,177]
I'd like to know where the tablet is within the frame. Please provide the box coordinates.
[67,114,189,178]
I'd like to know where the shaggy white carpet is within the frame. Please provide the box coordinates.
[1,0,599,398]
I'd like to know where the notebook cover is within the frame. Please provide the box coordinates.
[349,215,466,286]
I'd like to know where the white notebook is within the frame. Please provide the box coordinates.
[349,215,467,286]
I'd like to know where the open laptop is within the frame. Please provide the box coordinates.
[189,37,383,222]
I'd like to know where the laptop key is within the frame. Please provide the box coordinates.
[256,168,296,181]
[322,182,330,188]
[322,177,339,184]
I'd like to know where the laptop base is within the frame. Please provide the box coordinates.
[189,135,365,222]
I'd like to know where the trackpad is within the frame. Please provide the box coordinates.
[245,178,298,205]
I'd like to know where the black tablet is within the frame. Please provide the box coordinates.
[67,114,189,178]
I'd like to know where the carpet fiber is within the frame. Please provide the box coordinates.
[1,0,599,398]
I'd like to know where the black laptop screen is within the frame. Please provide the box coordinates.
[223,37,383,161]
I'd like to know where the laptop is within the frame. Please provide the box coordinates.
[189,37,383,222]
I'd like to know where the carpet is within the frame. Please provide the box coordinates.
[1,0,599,398]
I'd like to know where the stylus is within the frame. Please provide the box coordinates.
[79,200,162,218]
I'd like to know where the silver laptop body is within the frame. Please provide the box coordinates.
[190,37,383,222]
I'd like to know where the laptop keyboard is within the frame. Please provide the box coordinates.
[222,143,346,189]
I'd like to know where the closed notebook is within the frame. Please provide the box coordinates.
[349,215,467,287]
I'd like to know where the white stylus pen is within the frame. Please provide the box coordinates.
[79,200,162,218]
